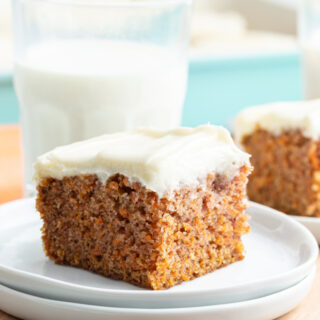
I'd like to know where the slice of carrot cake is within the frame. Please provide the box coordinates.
[235,100,320,217]
[34,125,251,290]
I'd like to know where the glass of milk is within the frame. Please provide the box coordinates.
[299,0,320,99]
[12,0,192,196]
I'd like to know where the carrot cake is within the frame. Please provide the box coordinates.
[34,125,251,290]
[235,100,320,217]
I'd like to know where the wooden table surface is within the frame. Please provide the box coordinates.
[0,125,319,320]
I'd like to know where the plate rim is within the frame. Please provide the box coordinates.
[0,266,316,314]
[292,214,320,224]
[0,198,318,298]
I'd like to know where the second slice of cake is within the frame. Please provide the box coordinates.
[235,100,320,217]
[34,125,251,290]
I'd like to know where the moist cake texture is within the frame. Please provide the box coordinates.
[235,101,320,217]
[35,125,251,290]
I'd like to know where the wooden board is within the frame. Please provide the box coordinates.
[0,125,23,204]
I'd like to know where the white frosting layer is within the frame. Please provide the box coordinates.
[234,100,320,143]
[34,125,250,196]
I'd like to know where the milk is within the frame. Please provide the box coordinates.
[14,40,188,193]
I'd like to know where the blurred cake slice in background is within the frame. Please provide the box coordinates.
[235,100,320,217]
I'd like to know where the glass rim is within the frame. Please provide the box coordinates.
[15,0,192,8]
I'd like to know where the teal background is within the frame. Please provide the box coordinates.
[0,73,19,124]
[0,53,303,126]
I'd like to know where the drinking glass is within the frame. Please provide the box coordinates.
[12,0,192,196]
[299,0,320,99]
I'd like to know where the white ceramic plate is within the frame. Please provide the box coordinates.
[293,215,320,244]
[0,268,315,320]
[0,199,318,309]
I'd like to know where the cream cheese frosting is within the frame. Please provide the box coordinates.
[234,100,320,143]
[34,125,250,196]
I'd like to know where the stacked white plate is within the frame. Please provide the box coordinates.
[0,199,318,320]
[293,215,320,244]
